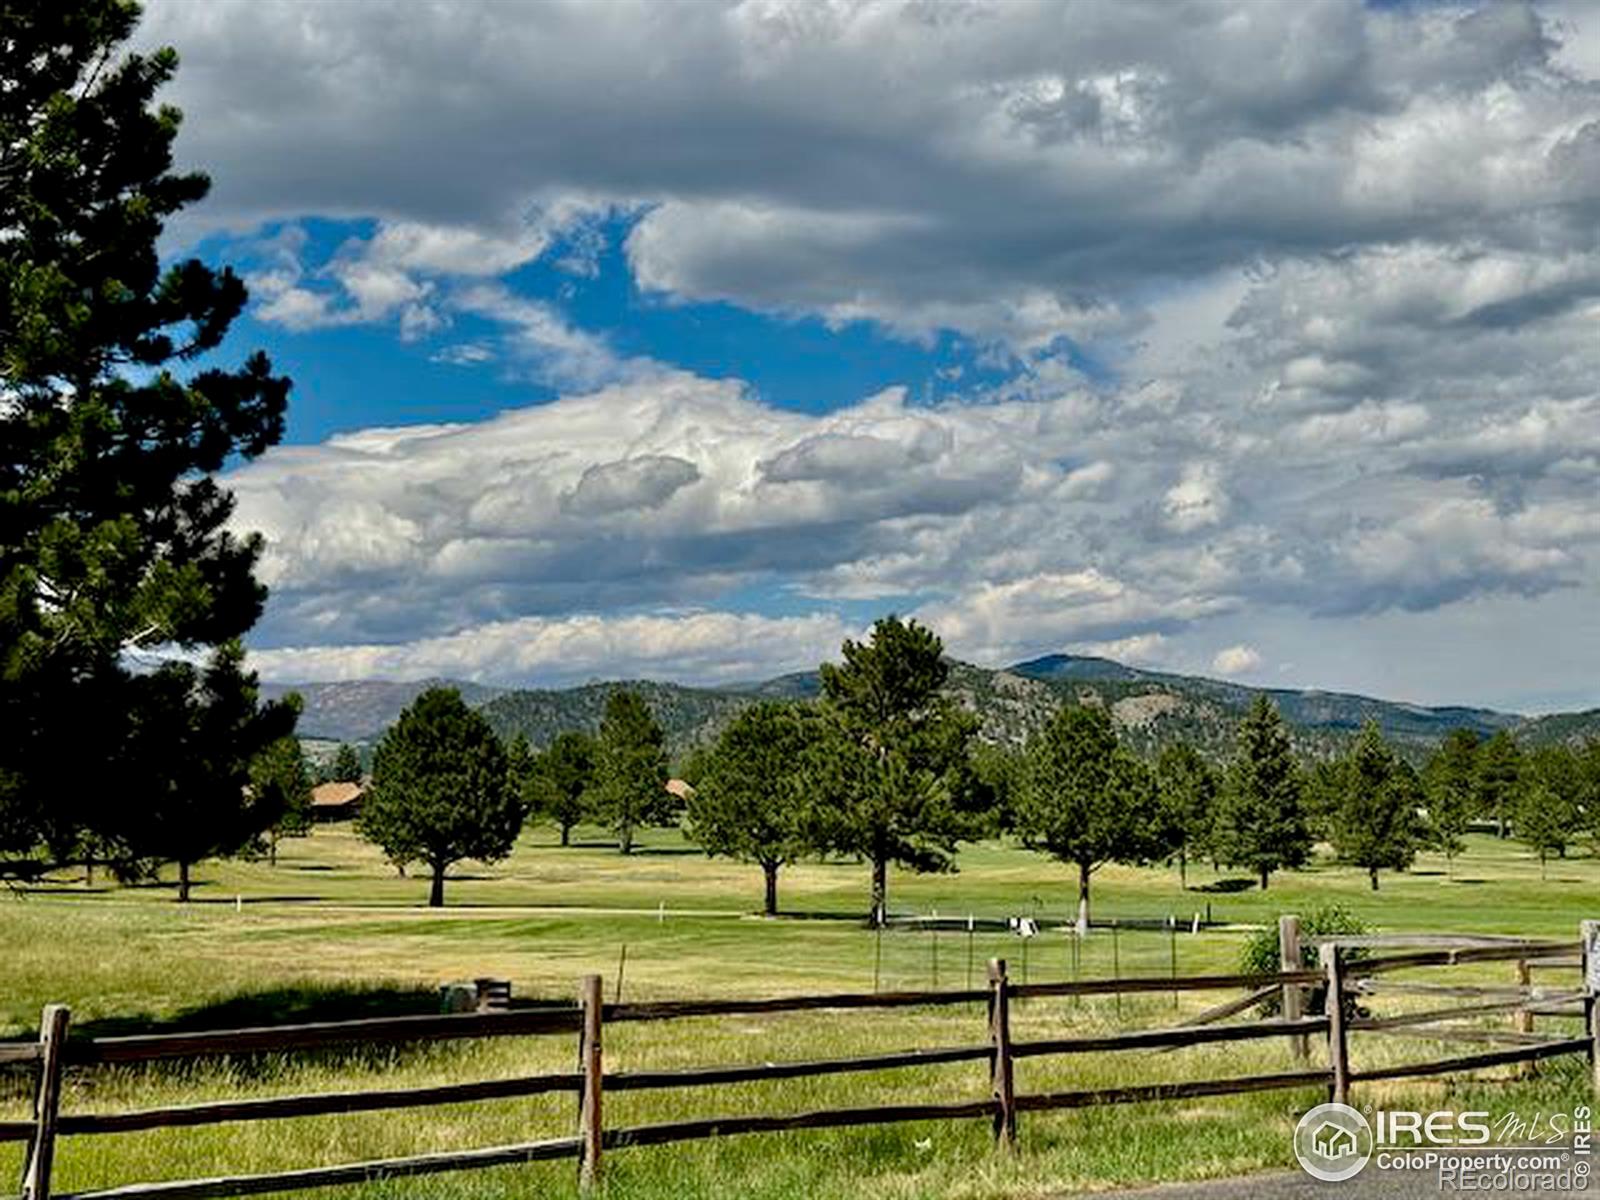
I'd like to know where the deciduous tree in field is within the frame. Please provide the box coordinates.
[687,701,821,916]
[1475,730,1523,840]
[116,645,296,901]
[1017,704,1170,929]
[1423,728,1480,874]
[591,689,672,854]
[0,0,293,875]
[1212,695,1310,890]
[808,616,979,925]
[360,688,522,907]
[1326,720,1423,891]
[524,730,596,846]
[1154,741,1218,890]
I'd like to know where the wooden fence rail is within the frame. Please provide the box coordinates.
[5,922,1597,1200]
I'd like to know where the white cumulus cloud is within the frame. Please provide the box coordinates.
[1211,645,1263,676]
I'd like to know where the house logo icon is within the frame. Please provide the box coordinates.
[1294,1102,1372,1182]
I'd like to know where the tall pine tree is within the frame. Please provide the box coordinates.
[1154,741,1218,890]
[591,689,672,854]
[1475,730,1523,840]
[1,1,292,873]
[525,730,596,846]
[1017,704,1170,929]
[809,616,979,925]
[1212,696,1310,890]
[1326,721,1422,891]
[1423,728,1479,874]
[251,704,315,867]
[328,743,364,784]
[115,645,295,900]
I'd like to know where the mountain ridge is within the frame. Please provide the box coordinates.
[262,654,1597,759]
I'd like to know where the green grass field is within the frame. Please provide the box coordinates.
[2,827,1595,1198]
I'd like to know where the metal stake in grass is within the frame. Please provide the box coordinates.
[930,916,939,989]
[614,944,628,1004]
[966,913,975,992]
[1168,915,1179,1010]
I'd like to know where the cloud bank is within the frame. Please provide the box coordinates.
[124,0,1600,705]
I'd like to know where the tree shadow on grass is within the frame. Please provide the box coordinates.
[1192,877,1256,893]
[767,908,868,921]
[13,883,116,896]
[73,982,445,1041]
[190,894,329,905]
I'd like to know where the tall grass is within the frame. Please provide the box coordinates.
[1,826,1595,1196]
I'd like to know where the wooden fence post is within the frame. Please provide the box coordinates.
[578,975,604,1192]
[987,958,1015,1149]
[1279,915,1306,1061]
[1515,958,1534,1078]
[1583,921,1600,1096]
[1321,944,1350,1106]
[21,1004,70,1200]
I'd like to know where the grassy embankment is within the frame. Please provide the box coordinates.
[0,827,1593,1198]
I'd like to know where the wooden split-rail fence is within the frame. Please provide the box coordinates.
[5,918,1600,1200]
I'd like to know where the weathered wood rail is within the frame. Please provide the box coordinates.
[4,919,1597,1200]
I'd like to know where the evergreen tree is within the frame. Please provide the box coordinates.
[359,688,521,907]
[1580,739,1600,851]
[591,689,672,853]
[1423,728,1480,874]
[1475,730,1522,839]
[329,743,364,784]
[0,1,292,872]
[1518,745,1582,878]
[1017,705,1171,928]
[251,714,314,867]
[115,644,296,900]
[1154,741,1218,890]
[808,616,979,925]
[525,730,596,846]
[1300,757,1344,843]
[969,741,1025,835]
[687,701,820,915]
[504,731,534,803]
[1326,720,1422,890]
[1212,696,1310,890]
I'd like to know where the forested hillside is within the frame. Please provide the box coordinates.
[269,656,1598,762]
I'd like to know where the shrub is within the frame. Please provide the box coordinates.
[1240,905,1372,1020]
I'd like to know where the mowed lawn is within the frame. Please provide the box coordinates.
[1,827,1596,1198]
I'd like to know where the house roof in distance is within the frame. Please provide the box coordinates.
[311,781,364,809]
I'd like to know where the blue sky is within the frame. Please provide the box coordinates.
[141,0,1600,712]
[206,213,1019,443]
